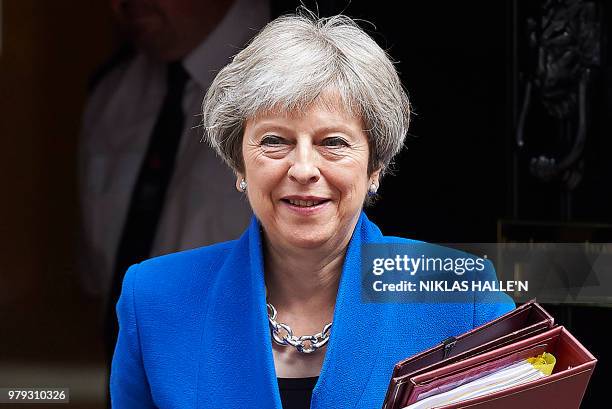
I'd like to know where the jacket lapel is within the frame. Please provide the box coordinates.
[196,216,282,408]
[311,212,391,408]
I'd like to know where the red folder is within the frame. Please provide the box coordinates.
[382,301,596,409]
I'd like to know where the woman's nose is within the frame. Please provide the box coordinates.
[287,142,320,185]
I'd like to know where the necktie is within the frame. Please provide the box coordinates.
[106,61,190,358]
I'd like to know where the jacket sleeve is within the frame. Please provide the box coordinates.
[110,264,156,408]
[473,260,516,328]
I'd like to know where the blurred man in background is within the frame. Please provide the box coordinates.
[78,0,269,366]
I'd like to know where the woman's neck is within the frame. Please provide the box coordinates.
[263,236,349,315]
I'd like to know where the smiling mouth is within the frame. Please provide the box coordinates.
[282,199,330,207]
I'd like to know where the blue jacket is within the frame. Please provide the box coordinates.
[110,211,515,408]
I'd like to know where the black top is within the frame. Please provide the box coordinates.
[277,376,319,409]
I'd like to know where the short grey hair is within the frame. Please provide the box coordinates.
[202,10,411,176]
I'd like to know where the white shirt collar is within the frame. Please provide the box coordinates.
[183,0,270,89]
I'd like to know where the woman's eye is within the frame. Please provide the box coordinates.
[322,137,349,147]
[260,135,285,146]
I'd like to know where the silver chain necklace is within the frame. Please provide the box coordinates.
[265,290,333,354]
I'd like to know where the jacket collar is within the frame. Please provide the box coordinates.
[196,210,388,408]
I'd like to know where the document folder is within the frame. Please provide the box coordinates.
[382,301,596,409]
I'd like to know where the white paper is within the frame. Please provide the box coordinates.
[403,360,546,409]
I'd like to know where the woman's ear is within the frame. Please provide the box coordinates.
[367,168,382,197]
[235,173,244,192]
[370,168,382,188]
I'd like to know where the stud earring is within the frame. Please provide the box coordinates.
[368,182,378,196]
[238,179,247,192]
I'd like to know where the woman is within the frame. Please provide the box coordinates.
[110,11,514,409]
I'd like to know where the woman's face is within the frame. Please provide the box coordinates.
[240,99,379,251]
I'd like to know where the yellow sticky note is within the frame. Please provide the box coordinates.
[526,352,556,376]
